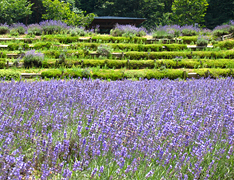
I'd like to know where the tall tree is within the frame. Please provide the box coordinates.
[0,0,33,24]
[172,0,209,26]
[204,0,234,29]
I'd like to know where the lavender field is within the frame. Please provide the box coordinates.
[0,78,234,179]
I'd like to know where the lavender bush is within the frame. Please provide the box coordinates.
[10,23,27,35]
[97,44,113,58]
[27,24,43,36]
[110,24,147,37]
[0,78,234,179]
[39,20,70,34]
[24,50,44,68]
[0,24,9,34]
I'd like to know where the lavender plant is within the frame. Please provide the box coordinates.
[10,23,27,35]
[0,78,234,179]
[97,44,113,58]
[23,49,44,68]
[0,24,9,34]
[27,24,43,36]
[110,24,147,37]
[39,20,70,34]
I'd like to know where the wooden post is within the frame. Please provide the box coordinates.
[6,61,9,69]
[90,38,92,43]
[127,59,130,69]
[183,71,187,79]
[121,52,124,60]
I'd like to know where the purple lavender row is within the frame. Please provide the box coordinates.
[0,78,233,179]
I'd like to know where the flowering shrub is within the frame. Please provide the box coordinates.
[196,36,209,46]
[110,24,147,37]
[181,25,199,36]
[23,50,44,68]
[0,79,234,179]
[97,44,112,57]
[0,24,9,34]
[10,23,27,35]
[27,24,43,35]
[39,20,70,34]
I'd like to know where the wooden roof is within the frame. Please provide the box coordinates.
[89,16,146,30]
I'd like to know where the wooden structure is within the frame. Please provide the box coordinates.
[89,16,146,33]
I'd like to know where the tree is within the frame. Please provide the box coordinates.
[172,0,209,26]
[42,0,94,26]
[0,0,33,24]
[204,0,234,29]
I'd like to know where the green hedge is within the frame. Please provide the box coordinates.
[40,58,234,69]
[0,52,6,58]
[193,69,234,78]
[41,69,186,80]
[0,70,20,80]
[33,42,52,50]
[43,50,84,58]
[91,36,147,43]
[41,35,80,44]
[214,40,234,50]
[0,58,6,69]
[125,51,234,60]
[179,36,198,44]
[8,43,29,51]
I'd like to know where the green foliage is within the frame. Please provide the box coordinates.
[0,0,32,24]
[33,42,52,50]
[0,25,9,34]
[196,36,209,46]
[24,50,44,68]
[8,43,29,51]
[214,40,234,50]
[172,0,209,25]
[96,44,112,58]
[0,58,6,69]
[153,30,175,39]
[213,29,230,37]
[0,52,6,58]
[0,70,20,80]
[181,29,198,36]
[179,36,198,44]
[42,0,94,26]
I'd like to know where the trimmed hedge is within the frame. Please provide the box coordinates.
[43,50,84,58]
[33,42,52,50]
[214,40,234,50]
[41,69,186,80]
[125,51,234,60]
[179,36,198,44]
[41,35,80,44]
[0,70,20,80]
[8,43,29,51]
[91,36,147,43]
[193,69,234,78]
[40,58,234,69]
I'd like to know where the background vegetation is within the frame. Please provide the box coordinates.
[0,0,233,30]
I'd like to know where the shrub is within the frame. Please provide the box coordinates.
[0,70,20,80]
[0,24,9,34]
[27,24,43,35]
[179,36,198,44]
[10,23,27,35]
[214,40,234,50]
[97,44,112,58]
[68,27,88,36]
[196,36,209,46]
[153,30,175,39]
[0,58,6,69]
[181,25,199,36]
[40,20,69,34]
[41,69,62,78]
[0,52,6,58]
[110,24,147,37]
[33,42,52,50]
[24,50,44,68]
[8,43,29,51]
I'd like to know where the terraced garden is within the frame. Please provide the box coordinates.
[1,25,234,81]
[1,22,234,179]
